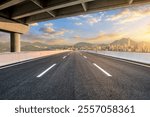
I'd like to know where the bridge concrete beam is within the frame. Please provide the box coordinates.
[0,17,29,34]
[0,0,26,10]
[0,17,29,52]
[10,33,21,52]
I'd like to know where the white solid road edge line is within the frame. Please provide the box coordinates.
[37,63,56,78]
[0,54,57,70]
[0,59,34,70]
[114,58,150,68]
[87,51,150,68]
[93,63,112,77]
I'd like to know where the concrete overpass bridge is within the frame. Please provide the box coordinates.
[0,0,150,52]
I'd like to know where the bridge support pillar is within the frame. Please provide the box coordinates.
[10,33,21,52]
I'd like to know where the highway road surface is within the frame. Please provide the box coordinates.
[0,51,150,100]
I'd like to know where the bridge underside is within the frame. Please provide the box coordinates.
[0,0,150,52]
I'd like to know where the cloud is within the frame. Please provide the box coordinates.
[22,32,71,45]
[67,17,80,20]
[106,7,150,24]
[79,14,93,18]
[40,23,55,33]
[73,35,80,39]
[41,29,67,38]
[71,35,81,43]
[75,22,83,26]
[39,23,68,38]
[79,14,101,25]
[39,27,55,33]
[87,32,124,43]
[135,24,150,36]
[22,22,71,45]
[45,38,71,45]
[145,24,150,34]
[22,33,43,42]
[44,23,53,27]
[30,23,38,26]
[88,17,101,25]
[99,12,105,16]
[68,14,102,25]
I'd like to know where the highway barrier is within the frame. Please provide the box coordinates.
[85,50,150,64]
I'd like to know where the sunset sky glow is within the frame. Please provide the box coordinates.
[0,4,150,45]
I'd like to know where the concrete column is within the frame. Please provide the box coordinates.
[10,33,21,52]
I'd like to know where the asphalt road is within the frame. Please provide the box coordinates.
[0,51,150,100]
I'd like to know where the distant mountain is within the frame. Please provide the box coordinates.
[0,38,150,53]
[110,38,137,46]
[21,41,51,51]
[0,41,72,52]
[0,41,51,52]
[74,42,94,48]
[49,45,72,49]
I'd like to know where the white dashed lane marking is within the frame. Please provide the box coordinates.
[93,63,112,77]
[37,63,56,78]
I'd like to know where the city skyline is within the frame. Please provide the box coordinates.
[1,38,150,53]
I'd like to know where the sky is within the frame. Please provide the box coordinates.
[0,4,150,45]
